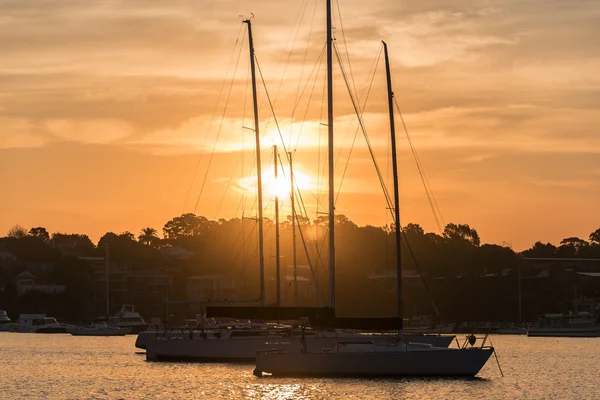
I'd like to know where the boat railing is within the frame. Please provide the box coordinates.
[459,329,494,350]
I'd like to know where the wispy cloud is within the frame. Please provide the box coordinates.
[46,119,134,144]
[0,117,48,149]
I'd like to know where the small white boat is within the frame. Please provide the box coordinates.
[0,310,11,324]
[107,305,148,334]
[527,312,600,337]
[3,314,70,333]
[0,311,13,331]
[68,322,129,336]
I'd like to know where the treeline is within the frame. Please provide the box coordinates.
[1,214,600,321]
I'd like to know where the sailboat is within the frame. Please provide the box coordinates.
[68,245,130,336]
[144,17,455,362]
[252,2,494,376]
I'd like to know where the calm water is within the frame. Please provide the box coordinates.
[1,333,599,399]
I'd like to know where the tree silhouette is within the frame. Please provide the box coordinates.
[7,225,27,238]
[442,223,480,246]
[51,233,96,256]
[29,227,50,243]
[557,237,589,257]
[589,229,600,245]
[163,213,214,240]
[522,241,557,257]
[138,227,160,247]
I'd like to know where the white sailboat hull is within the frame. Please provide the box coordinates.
[145,332,456,361]
[254,347,494,377]
[137,330,453,351]
[147,336,285,361]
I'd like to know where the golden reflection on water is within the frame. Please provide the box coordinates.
[1,334,600,399]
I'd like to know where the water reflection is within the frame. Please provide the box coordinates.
[0,334,598,399]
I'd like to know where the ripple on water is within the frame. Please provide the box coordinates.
[1,334,600,399]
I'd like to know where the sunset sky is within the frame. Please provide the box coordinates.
[1,0,599,251]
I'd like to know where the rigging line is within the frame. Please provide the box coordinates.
[222,217,252,264]
[408,124,445,228]
[258,51,329,276]
[193,27,247,214]
[293,215,324,306]
[290,43,326,117]
[256,83,322,304]
[271,0,310,105]
[289,0,319,146]
[317,60,327,211]
[226,222,258,274]
[182,22,245,214]
[230,191,260,269]
[259,0,309,139]
[393,97,444,233]
[214,53,250,221]
[259,91,325,303]
[213,151,244,220]
[294,44,326,151]
[334,43,381,167]
[240,51,251,219]
[335,44,383,205]
[334,43,395,217]
[400,230,441,318]
[334,0,359,101]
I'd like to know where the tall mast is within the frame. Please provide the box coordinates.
[326,0,335,310]
[274,145,281,306]
[383,41,403,331]
[105,243,110,317]
[289,151,298,305]
[244,19,266,306]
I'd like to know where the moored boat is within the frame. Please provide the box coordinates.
[254,342,494,377]
[527,312,600,337]
[68,322,129,336]
[254,11,497,377]
[144,324,455,361]
[3,314,71,333]
[0,310,11,324]
[108,305,148,334]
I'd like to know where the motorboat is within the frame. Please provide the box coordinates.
[68,322,129,336]
[107,305,148,334]
[0,311,14,331]
[3,314,71,333]
[527,312,600,337]
[0,310,10,324]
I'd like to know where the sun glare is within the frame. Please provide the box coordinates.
[238,167,314,200]
[265,175,290,198]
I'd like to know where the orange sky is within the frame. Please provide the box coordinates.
[1,0,599,251]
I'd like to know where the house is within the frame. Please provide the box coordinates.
[16,271,65,296]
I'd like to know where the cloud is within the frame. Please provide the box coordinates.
[45,118,134,144]
[530,178,600,192]
[400,105,600,154]
[1,0,599,163]
[462,154,493,163]
[0,117,48,149]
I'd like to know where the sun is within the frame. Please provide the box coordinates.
[264,175,290,199]
[238,167,314,199]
